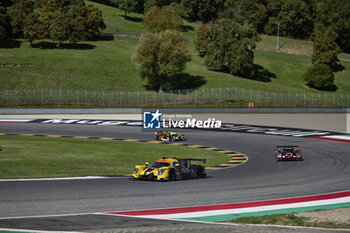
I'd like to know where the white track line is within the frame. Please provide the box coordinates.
[0,228,82,233]
[0,212,102,220]
[0,176,128,182]
[321,135,350,140]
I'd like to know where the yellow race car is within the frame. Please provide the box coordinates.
[155,131,187,142]
[133,157,207,181]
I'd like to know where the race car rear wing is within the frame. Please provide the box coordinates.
[162,157,207,163]
[276,145,299,148]
[187,158,207,163]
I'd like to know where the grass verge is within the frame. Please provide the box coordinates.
[229,212,350,229]
[0,135,230,179]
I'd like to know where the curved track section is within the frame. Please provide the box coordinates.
[0,122,349,220]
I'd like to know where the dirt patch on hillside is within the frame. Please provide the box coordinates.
[0,63,21,67]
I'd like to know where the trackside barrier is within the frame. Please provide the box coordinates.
[0,88,349,108]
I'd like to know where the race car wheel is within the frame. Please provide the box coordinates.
[195,167,203,179]
[148,173,154,180]
[168,169,176,181]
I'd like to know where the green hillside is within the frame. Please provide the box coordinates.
[0,1,349,94]
[89,0,349,60]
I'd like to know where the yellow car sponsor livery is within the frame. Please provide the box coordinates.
[133,157,206,181]
[155,131,187,142]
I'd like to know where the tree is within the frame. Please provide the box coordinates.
[195,22,216,57]
[195,18,260,78]
[255,4,268,33]
[0,4,8,40]
[312,36,340,68]
[265,0,283,17]
[279,0,313,39]
[65,4,88,43]
[1,0,13,8]
[49,11,69,45]
[48,4,88,44]
[222,0,271,33]
[133,30,191,91]
[303,64,334,89]
[142,6,183,33]
[23,0,105,45]
[143,0,173,13]
[197,0,223,22]
[37,0,62,40]
[263,0,283,35]
[85,4,106,39]
[7,0,34,36]
[23,12,42,45]
[263,15,279,35]
[113,0,137,17]
[179,0,222,22]
[315,0,350,52]
[223,0,259,26]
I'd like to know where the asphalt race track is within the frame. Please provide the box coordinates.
[0,122,349,232]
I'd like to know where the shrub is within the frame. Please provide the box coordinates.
[303,64,334,89]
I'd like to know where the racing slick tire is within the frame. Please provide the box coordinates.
[168,169,176,181]
[195,166,203,179]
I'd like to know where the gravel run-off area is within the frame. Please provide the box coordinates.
[294,207,350,225]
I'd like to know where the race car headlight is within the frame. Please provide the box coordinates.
[134,168,138,174]
[158,169,165,175]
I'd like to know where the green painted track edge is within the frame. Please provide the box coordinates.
[176,202,350,222]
